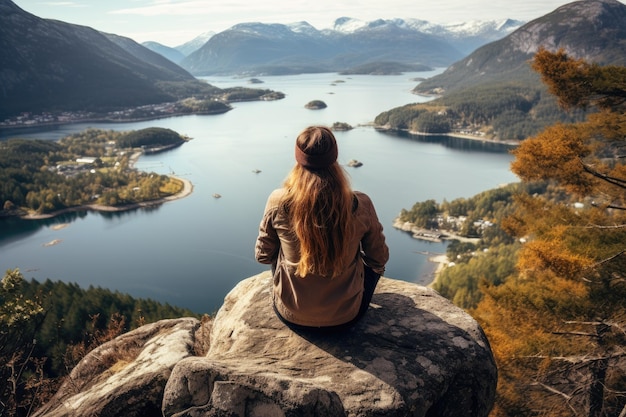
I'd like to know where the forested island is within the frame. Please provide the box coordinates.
[339,61,433,75]
[0,127,191,218]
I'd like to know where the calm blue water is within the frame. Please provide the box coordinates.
[0,72,518,313]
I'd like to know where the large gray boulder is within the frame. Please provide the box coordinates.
[33,317,208,417]
[162,271,497,416]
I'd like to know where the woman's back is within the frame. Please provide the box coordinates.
[255,126,389,329]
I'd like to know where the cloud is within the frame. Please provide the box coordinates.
[106,0,552,27]
[109,0,245,16]
[42,1,87,6]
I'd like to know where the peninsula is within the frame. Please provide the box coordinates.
[0,127,194,220]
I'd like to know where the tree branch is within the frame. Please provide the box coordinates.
[552,331,599,338]
[532,381,572,400]
[582,224,626,230]
[561,319,626,336]
[531,382,580,415]
[580,159,626,189]
[583,250,626,271]
[562,320,604,326]
[520,352,626,363]
[594,202,626,211]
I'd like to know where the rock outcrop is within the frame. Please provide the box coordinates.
[34,271,497,416]
[33,317,209,417]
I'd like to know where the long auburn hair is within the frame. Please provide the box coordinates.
[281,126,355,278]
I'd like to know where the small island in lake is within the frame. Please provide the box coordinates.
[304,100,327,110]
[339,62,433,75]
[331,122,353,131]
[347,159,363,167]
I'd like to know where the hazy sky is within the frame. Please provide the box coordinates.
[11,0,608,47]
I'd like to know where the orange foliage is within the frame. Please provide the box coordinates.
[517,239,593,278]
[478,49,626,416]
[511,124,592,195]
[532,47,626,111]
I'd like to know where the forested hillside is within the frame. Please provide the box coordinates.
[0,0,220,119]
[0,269,201,416]
[400,49,626,416]
[398,182,550,308]
[375,83,586,140]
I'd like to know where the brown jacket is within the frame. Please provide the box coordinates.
[255,189,389,327]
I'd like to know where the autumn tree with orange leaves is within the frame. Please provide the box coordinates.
[474,49,626,417]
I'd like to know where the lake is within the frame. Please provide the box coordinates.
[0,71,518,314]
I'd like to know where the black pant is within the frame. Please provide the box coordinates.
[273,265,381,333]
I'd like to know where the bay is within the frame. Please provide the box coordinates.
[0,71,518,314]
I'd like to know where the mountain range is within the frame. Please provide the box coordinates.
[415,0,626,95]
[0,0,524,120]
[142,32,216,65]
[168,18,522,76]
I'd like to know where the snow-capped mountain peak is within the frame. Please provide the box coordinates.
[332,17,369,33]
[331,16,522,39]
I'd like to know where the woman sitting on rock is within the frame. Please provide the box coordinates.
[255,125,389,331]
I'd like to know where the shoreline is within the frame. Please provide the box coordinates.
[394,217,471,288]
[15,149,192,220]
[409,130,520,146]
[375,126,520,146]
[0,109,234,132]
[19,175,193,220]
[427,254,449,289]
[393,218,480,244]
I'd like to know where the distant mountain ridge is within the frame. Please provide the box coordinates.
[141,41,186,64]
[176,32,216,56]
[415,0,626,95]
[0,0,212,119]
[330,17,524,54]
[141,32,218,65]
[178,17,523,76]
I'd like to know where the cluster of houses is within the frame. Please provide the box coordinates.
[1,102,179,128]
[1,111,92,127]
[107,102,177,120]
[395,214,495,242]
[52,157,99,178]
[438,215,494,230]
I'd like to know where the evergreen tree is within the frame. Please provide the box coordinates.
[0,269,201,416]
[0,270,46,417]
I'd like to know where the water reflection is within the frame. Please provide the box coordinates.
[383,130,518,153]
[0,212,84,245]
[0,204,166,245]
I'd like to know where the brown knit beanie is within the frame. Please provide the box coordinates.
[294,126,338,170]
